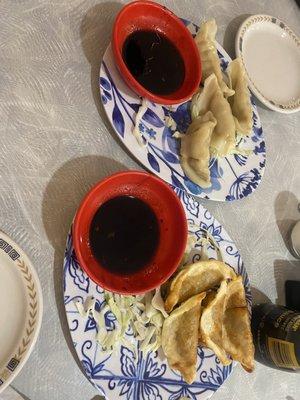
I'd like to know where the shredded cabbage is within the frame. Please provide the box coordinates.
[76,288,168,358]
[172,131,184,139]
[188,222,223,262]
[179,234,197,268]
[165,115,177,131]
[151,288,169,318]
[210,139,253,160]
[75,296,96,317]
[165,110,182,138]
[230,147,253,157]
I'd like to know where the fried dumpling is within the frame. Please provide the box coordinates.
[199,280,232,365]
[225,275,247,308]
[195,19,234,98]
[198,290,217,344]
[165,260,236,313]
[223,307,254,372]
[222,276,254,372]
[162,292,206,384]
[180,111,216,188]
[227,58,253,136]
[191,74,236,157]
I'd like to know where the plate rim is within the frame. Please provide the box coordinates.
[0,231,43,394]
[235,14,300,114]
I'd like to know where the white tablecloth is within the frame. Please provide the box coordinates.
[0,0,299,399]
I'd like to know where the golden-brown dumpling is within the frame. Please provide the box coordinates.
[222,307,254,372]
[222,276,254,372]
[198,290,217,345]
[162,292,206,384]
[225,275,247,309]
[195,19,234,98]
[191,74,236,157]
[227,58,253,136]
[180,111,216,188]
[165,260,236,313]
[200,280,232,365]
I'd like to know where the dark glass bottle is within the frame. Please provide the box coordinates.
[252,303,300,371]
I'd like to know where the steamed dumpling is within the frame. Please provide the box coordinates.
[180,111,216,188]
[162,292,206,384]
[191,74,236,156]
[165,260,236,313]
[195,19,234,98]
[227,58,253,136]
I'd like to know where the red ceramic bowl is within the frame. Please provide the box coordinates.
[112,0,201,105]
[73,171,187,294]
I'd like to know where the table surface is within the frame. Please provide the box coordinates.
[0,0,299,399]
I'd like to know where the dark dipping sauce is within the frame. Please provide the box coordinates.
[122,30,185,96]
[89,196,160,275]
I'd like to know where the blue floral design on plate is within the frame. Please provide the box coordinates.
[99,19,266,202]
[64,188,252,400]
[64,232,89,293]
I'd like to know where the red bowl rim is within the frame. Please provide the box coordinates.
[112,0,201,105]
[72,170,188,294]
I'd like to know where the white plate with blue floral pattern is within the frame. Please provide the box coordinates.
[99,18,266,202]
[64,187,252,400]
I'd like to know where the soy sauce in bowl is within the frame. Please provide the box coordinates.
[122,30,185,96]
[73,170,188,294]
[112,1,201,105]
[90,195,160,275]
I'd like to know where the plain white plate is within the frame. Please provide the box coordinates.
[0,231,43,394]
[236,14,300,113]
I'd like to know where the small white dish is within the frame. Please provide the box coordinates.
[236,15,300,114]
[0,231,43,394]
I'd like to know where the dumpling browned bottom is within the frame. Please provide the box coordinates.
[162,292,206,384]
